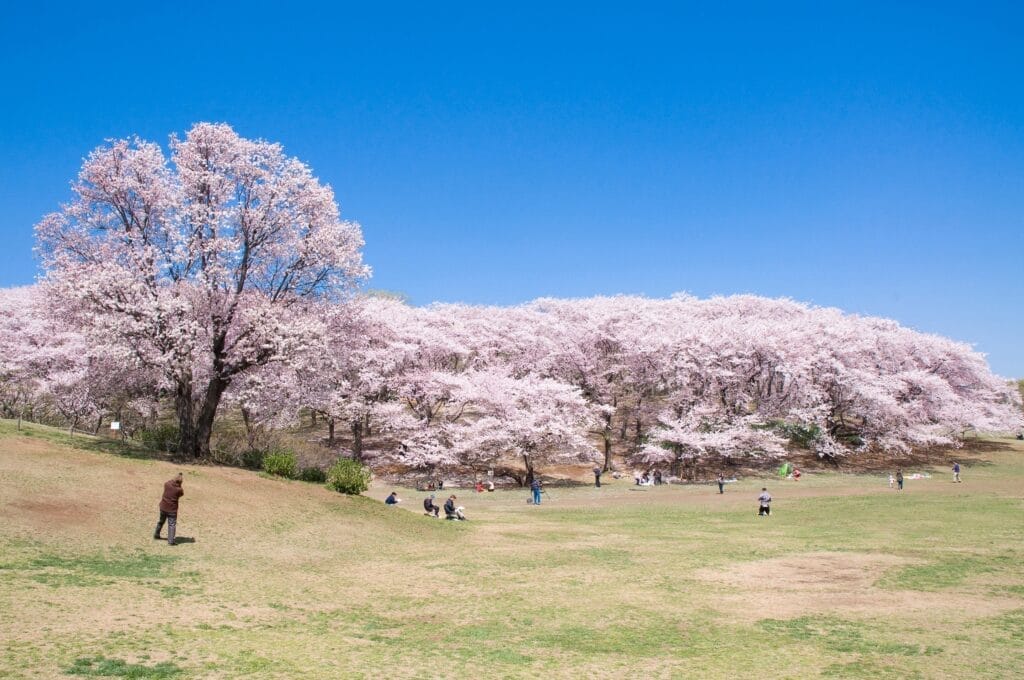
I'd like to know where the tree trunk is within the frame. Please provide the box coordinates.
[351,420,363,460]
[327,417,336,447]
[191,377,229,459]
[176,377,195,457]
[602,412,613,471]
[241,406,256,449]
[310,410,317,427]
[176,374,229,459]
[92,414,104,436]
[523,454,535,485]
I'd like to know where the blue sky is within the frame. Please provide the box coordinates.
[1,2,1021,375]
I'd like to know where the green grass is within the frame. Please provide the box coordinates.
[1,424,1022,678]
[65,656,183,678]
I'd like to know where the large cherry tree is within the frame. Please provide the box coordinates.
[36,123,368,458]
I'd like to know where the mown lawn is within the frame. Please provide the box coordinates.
[1,420,1022,678]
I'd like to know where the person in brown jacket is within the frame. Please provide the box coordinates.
[154,473,184,545]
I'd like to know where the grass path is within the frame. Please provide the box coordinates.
[1,421,1023,678]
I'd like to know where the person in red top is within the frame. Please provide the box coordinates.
[154,473,184,546]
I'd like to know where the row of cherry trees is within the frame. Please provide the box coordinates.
[8,284,1018,477]
[2,123,1020,479]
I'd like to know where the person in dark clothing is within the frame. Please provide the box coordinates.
[896,468,904,492]
[154,473,184,546]
[385,491,401,505]
[530,478,542,504]
[757,487,772,517]
[593,466,602,488]
[653,470,663,485]
[423,494,440,517]
[717,473,725,494]
[443,495,465,520]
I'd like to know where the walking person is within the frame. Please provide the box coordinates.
[593,466,602,488]
[757,487,772,517]
[888,473,895,489]
[154,472,184,546]
[952,461,962,483]
[717,473,725,494]
[531,477,542,505]
[896,468,904,492]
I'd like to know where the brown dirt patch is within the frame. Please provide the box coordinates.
[697,551,1019,620]
[7,499,96,525]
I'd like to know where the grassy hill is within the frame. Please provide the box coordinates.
[1,420,1023,678]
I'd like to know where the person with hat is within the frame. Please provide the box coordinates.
[423,494,440,518]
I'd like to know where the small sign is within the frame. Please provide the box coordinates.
[110,422,121,431]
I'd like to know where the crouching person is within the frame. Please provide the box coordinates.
[423,494,440,517]
[444,495,467,520]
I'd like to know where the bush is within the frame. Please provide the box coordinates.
[298,466,327,483]
[262,449,298,478]
[326,458,371,494]
[137,424,180,453]
[241,448,265,470]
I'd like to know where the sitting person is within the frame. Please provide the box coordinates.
[475,480,484,493]
[487,480,495,492]
[385,491,401,505]
[423,494,440,517]
[443,495,466,520]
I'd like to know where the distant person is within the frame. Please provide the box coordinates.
[593,465,602,488]
[423,494,440,517]
[717,473,725,494]
[385,491,401,505]
[154,472,184,546]
[896,468,904,492]
[475,480,484,493]
[653,470,663,485]
[1016,432,1023,441]
[444,494,466,520]
[952,462,962,483]
[530,478,542,505]
[487,480,495,492]
[757,487,772,517]
[792,468,801,481]
[888,473,895,489]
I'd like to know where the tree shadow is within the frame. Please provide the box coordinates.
[169,537,196,545]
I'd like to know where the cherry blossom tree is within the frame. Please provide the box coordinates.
[36,123,368,458]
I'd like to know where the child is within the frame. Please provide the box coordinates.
[758,488,772,517]
[888,473,895,489]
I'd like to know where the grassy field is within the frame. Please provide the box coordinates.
[1,420,1023,679]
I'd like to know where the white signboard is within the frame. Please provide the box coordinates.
[110,422,121,431]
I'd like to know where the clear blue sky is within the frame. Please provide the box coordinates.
[1,2,1021,376]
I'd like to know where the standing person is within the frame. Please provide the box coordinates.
[888,473,895,489]
[952,462,962,483]
[530,477,542,505]
[154,472,184,546]
[593,466,602,488]
[896,468,904,492]
[757,487,772,517]
[717,473,725,494]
